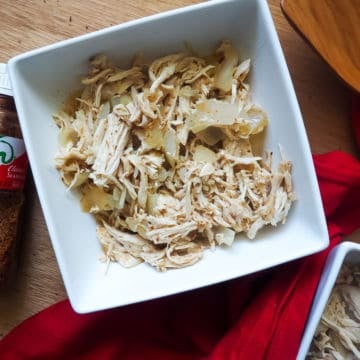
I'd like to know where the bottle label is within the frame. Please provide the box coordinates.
[0,135,28,190]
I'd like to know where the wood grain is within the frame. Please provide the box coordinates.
[0,0,358,339]
[281,0,360,93]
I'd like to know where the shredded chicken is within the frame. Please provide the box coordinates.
[307,264,360,359]
[53,40,295,271]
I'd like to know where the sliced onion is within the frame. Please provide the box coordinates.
[143,125,164,149]
[187,99,238,133]
[196,126,224,146]
[214,226,236,246]
[193,145,217,163]
[214,41,239,92]
[234,59,251,81]
[164,127,179,166]
[58,127,79,147]
[80,185,116,213]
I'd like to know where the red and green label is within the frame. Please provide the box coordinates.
[0,135,28,190]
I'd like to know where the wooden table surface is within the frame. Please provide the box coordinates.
[0,0,358,339]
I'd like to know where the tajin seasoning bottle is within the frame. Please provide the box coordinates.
[0,64,28,286]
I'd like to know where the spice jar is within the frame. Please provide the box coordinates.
[0,65,28,286]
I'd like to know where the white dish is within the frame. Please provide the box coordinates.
[8,0,328,313]
[297,241,360,359]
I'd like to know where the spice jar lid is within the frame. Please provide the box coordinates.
[0,63,13,97]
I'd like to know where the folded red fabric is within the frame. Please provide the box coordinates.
[1,105,360,360]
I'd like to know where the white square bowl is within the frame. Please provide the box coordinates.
[8,0,328,313]
[297,241,360,359]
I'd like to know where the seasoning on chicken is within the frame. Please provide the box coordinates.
[54,40,295,271]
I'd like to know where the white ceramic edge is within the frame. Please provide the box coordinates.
[297,241,360,359]
[257,0,328,255]
[7,0,329,312]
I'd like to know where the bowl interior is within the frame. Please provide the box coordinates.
[9,0,328,312]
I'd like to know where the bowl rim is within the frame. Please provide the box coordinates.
[7,0,329,314]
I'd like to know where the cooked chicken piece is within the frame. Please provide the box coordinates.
[97,225,143,268]
[54,40,295,271]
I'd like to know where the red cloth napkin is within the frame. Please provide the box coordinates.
[1,102,360,360]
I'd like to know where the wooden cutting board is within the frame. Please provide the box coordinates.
[0,0,358,340]
[281,0,360,93]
